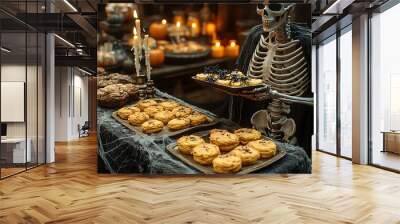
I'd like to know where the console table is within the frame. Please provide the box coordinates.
[382,131,400,154]
[1,138,32,164]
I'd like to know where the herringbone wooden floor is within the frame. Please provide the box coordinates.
[1,135,399,224]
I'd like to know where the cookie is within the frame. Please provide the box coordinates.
[248,78,263,86]
[247,139,277,159]
[126,106,141,113]
[216,79,230,86]
[159,100,180,111]
[210,130,240,152]
[117,107,134,120]
[153,110,175,124]
[196,73,208,81]
[97,84,129,108]
[128,112,149,126]
[177,135,205,155]
[172,106,192,118]
[212,154,242,173]
[141,119,164,133]
[167,118,191,131]
[234,128,262,144]
[136,99,158,110]
[192,143,220,165]
[143,105,164,118]
[188,113,208,126]
[230,145,260,165]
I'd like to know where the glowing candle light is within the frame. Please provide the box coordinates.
[211,40,224,58]
[176,21,181,42]
[225,40,240,58]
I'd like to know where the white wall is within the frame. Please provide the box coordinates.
[54,67,89,141]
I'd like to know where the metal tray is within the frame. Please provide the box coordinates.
[166,130,286,174]
[111,98,219,138]
[192,76,265,93]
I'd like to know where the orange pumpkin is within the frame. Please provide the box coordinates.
[150,49,165,67]
[149,22,168,40]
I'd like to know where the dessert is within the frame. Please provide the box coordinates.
[248,78,263,86]
[216,79,230,86]
[230,145,260,165]
[141,119,164,133]
[167,117,191,131]
[247,139,277,159]
[212,154,242,173]
[117,107,134,120]
[195,73,208,81]
[234,128,262,144]
[128,112,149,126]
[188,113,208,126]
[177,135,205,155]
[97,84,129,108]
[209,130,240,152]
[143,105,164,118]
[136,99,158,110]
[119,83,138,98]
[126,106,141,113]
[172,106,192,118]
[159,100,180,111]
[192,143,220,165]
[153,110,175,124]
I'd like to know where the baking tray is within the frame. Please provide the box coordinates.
[166,130,286,174]
[192,76,265,93]
[111,98,219,138]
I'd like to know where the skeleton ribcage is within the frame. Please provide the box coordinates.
[247,35,310,97]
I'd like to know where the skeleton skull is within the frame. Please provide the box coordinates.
[257,3,294,33]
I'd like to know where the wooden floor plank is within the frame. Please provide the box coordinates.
[0,135,399,224]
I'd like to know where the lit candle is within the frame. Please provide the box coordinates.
[176,21,181,43]
[161,19,167,25]
[191,23,197,37]
[211,41,224,58]
[134,10,141,51]
[144,34,151,81]
[225,40,240,58]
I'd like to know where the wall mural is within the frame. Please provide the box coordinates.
[97,2,313,175]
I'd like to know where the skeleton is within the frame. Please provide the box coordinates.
[245,2,313,143]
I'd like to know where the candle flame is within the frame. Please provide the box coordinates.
[191,23,197,28]
[230,41,236,47]
[176,21,181,28]
[133,10,138,19]
[215,41,220,47]
[161,19,167,25]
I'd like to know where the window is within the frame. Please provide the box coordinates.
[317,35,337,154]
[370,3,400,171]
[339,27,352,158]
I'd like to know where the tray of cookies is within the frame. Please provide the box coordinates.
[166,129,286,174]
[112,98,219,137]
[192,68,264,93]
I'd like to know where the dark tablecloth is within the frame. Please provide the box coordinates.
[97,90,311,174]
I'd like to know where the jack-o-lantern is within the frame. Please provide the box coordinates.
[149,20,168,40]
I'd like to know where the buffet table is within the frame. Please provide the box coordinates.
[97,90,311,174]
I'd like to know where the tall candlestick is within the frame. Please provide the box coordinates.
[144,34,151,81]
[134,10,142,53]
[176,21,181,43]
